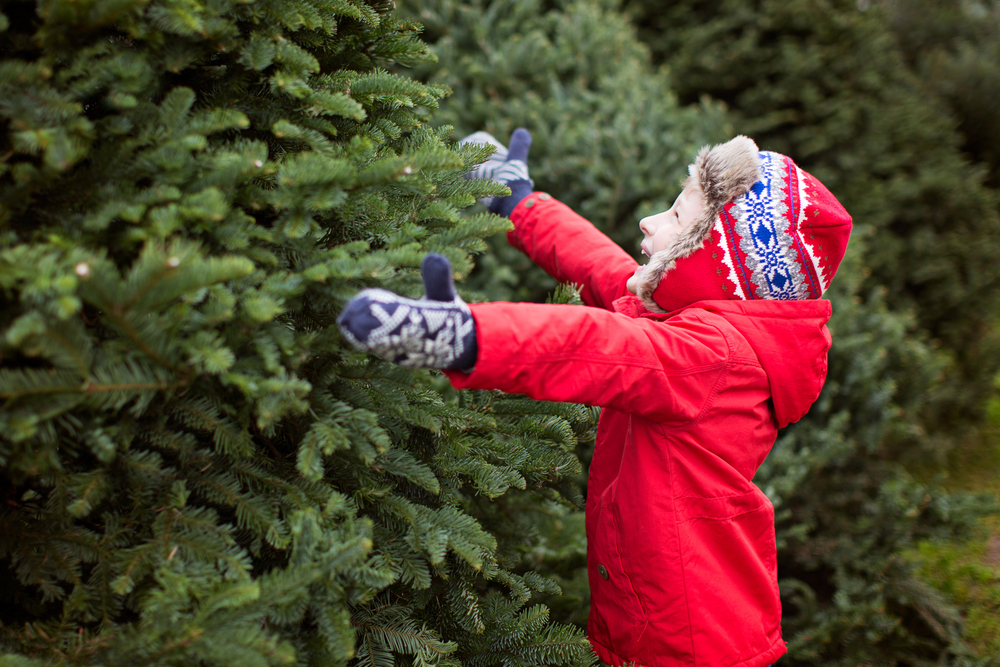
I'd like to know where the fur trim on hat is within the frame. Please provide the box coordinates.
[635,136,762,312]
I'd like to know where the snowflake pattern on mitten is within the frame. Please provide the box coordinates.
[338,289,476,370]
[459,131,531,207]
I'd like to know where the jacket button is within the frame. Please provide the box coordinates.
[598,564,609,580]
[539,193,551,200]
[523,198,535,208]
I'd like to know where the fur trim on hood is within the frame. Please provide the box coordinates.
[635,136,762,312]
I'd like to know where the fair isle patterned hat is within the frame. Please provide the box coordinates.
[635,136,852,313]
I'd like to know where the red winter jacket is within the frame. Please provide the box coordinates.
[447,195,832,667]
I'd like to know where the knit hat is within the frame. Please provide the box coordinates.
[634,136,852,313]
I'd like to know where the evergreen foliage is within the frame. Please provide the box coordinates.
[625,0,1000,424]
[405,0,1000,663]
[0,0,598,664]
[879,0,1000,189]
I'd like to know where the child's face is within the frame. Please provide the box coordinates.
[626,184,706,294]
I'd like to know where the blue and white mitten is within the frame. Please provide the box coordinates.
[337,254,477,371]
[459,131,510,208]
[458,129,534,218]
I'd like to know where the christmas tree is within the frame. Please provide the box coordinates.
[0,0,598,664]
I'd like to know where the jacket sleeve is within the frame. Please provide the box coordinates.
[444,302,730,424]
[508,194,638,311]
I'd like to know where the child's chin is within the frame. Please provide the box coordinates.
[626,266,644,295]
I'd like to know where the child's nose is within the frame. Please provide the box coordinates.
[640,210,670,236]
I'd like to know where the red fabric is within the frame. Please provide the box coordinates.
[797,168,852,291]
[505,193,638,310]
[446,195,833,667]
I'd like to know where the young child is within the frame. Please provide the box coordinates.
[338,130,852,667]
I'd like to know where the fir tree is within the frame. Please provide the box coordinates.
[878,0,1000,189]
[0,0,598,665]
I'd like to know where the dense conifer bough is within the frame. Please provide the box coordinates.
[0,0,599,665]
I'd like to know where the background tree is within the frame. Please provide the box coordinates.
[0,0,600,665]
[878,0,1000,188]
[404,0,731,304]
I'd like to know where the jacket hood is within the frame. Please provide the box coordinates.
[694,299,832,428]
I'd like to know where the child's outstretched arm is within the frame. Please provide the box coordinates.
[507,193,637,311]
[339,255,726,423]
[461,129,637,311]
[445,300,727,423]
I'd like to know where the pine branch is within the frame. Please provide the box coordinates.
[0,373,187,400]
